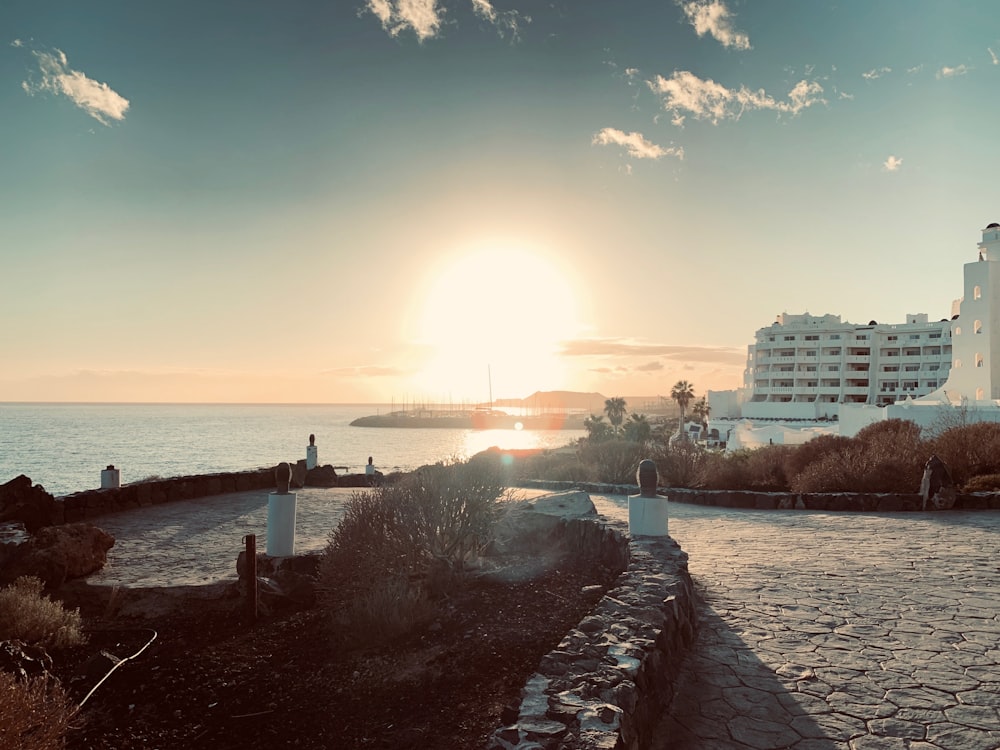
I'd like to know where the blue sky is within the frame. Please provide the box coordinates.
[2,1,998,404]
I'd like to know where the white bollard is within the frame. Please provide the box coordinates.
[628,495,669,537]
[100,465,121,489]
[306,444,318,470]
[267,492,297,556]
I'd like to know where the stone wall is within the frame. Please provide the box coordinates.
[519,481,1000,512]
[58,469,276,524]
[489,512,698,750]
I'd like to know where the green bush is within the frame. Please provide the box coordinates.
[0,576,85,650]
[0,672,76,750]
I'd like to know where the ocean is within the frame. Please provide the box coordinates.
[0,403,586,497]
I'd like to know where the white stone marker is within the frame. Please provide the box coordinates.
[101,464,121,489]
[267,462,297,556]
[306,433,318,470]
[628,458,669,537]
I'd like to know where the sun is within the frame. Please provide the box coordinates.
[410,240,582,402]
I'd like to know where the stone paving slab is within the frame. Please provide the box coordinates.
[585,499,1000,750]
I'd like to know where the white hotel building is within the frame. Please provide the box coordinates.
[709,222,1000,445]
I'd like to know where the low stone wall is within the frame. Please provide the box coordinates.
[519,481,1000,511]
[58,469,276,524]
[489,512,698,750]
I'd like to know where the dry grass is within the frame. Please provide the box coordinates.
[0,671,77,750]
[0,576,85,650]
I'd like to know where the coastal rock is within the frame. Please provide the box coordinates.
[291,460,308,489]
[0,475,60,532]
[305,464,339,487]
[1,522,115,589]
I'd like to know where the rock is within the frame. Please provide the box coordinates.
[1,522,115,588]
[305,464,339,487]
[0,475,59,532]
[0,640,54,682]
[529,491,597,518]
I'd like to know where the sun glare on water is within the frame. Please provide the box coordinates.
[411,241,582,401]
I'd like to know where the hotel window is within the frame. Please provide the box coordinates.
[955,359,962,368]
[977,354,984,368]
[830,334,841,340]
[974,286,982,300]
[977,388,985,400]
[955,326,962,336]
[975,320,983,334]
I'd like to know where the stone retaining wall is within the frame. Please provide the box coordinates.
[490,512,698,750]
[58,469,276,524]
[519,481,1000,511]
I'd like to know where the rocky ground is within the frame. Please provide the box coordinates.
[53,558,620,750]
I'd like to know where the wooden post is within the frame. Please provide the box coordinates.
[244,534,258,622]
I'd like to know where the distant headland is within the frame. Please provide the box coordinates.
[350,391,674,430]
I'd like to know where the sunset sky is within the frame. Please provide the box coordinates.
[2,1,998,404]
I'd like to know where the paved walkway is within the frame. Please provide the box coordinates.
[81,490,999,748]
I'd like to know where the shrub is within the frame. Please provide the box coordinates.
[576,439,648,485]
[781,433,854,486]
[0,577,85,650]
[694,450,749,490]
[319,460,510,642]
[791,443,922,493]
[652,440,706,488]
[929,422,1000,488]
[0,672,76,750]
[960,473,1000,493]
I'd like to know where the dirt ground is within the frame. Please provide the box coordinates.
[53,557,620,750]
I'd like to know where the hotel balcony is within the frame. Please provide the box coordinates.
[846,355,871,364]
[843,386,870,396]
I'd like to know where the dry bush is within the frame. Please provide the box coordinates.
[517,452,584,483]
[318,461,509,642]
[742,445,794,491]
[0,672,76,750]
[960,473,1000,493]
[576,439,648,485]
[929,422,1000,488]
[781,433,855,486]
[652,441,706,488]
[0,577,84,650]
[695,450,748,490]
[330,575,436,646]
[791,443,921,493]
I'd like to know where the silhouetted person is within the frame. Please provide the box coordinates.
[365,456,376,487]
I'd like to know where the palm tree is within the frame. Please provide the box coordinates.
[583,414,612,442]
[691,397,710,441]
[670,381,695,437]
[604,396,628,430]
[624,412,652,444]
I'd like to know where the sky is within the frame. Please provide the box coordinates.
[2,1,999,405]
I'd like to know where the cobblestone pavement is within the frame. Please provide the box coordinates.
[594,498,1000,750]
[83,490,999,748]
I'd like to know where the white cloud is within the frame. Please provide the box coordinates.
[677,0,751,50]
[937,64,970,79]
[862,66,891,80]
[592,128,683,161]
[10,38,23,48]
[365,0,442,41]
[470,0,527,39]
[989,47,998,66]
[648,70,825,124]
[21,48,129,125]
[883,155,903,172]
[907,64,923,74]
[838,91,854,100]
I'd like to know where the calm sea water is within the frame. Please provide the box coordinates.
[0,403,585,497]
